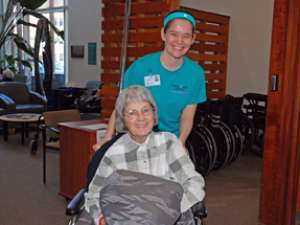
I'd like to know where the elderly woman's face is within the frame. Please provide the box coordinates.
[124,101,154,143]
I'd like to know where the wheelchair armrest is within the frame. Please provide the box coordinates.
[192,201,208,219]
[66,188,87,216]
[48,127,60,134]
[39,124,60,134]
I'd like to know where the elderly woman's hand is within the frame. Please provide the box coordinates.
[93,142,103,152]
[99,215,105,225]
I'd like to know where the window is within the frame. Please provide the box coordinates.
[39,0,64,9]
[27,1,65,86]
[0,0,66,88]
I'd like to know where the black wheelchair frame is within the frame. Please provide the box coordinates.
[65,133,207,225]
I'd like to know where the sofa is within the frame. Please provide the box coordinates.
[0,82,47,114]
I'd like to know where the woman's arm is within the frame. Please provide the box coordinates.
[168,137,205,212]
[93,110,116,151]
[84,158,114,224]
[179,104,197,145]
[103,110,116,142]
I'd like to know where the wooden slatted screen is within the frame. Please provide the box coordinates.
[182,7,230,100]
[100,0,173,118]
[100,1,230,118]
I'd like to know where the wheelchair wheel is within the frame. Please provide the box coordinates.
[186,128,213,176]
[214,117,236,165]
[230,125,244,162]
[195,124,217,172]
[207,116,231,170]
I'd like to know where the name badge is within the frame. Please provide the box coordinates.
[144,75,161,87]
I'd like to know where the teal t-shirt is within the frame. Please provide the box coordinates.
[123,52,207,137]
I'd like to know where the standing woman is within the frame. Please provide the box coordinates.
[95,10,206,149]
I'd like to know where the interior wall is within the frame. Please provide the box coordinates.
[67,0,274,94]
[182,0,274,96]
[67,0,101,87]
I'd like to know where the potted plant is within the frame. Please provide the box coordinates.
[0,0,64,94]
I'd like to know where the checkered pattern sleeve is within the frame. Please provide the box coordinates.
[166,133,206,212]
[84,156,114,225]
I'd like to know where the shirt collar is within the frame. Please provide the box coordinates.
[123,132,156,149]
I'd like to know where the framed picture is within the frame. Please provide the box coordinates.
[71,45,84,58]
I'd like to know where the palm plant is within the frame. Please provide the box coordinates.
[0,0,64,95]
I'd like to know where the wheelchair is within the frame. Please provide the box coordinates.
[242,93,267,156]
[65,133,208,225]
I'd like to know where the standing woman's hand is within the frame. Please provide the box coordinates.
[93,142,103,152]
[93,110,116,151]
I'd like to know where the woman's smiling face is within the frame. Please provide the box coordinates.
[123,101,154,143]
[161,18,195,60]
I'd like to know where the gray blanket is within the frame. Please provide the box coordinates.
[76,170,195,225]
[100,170,195,225]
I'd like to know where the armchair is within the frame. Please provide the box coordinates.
[0,93,15,115]
[0,81,47,114]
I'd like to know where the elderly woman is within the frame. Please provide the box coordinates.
[84,85,205,225]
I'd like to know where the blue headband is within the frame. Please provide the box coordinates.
[163,12,196,29]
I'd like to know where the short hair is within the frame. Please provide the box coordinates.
[163,9,196,33]
[2,68,15,81]
[115,85,158,133]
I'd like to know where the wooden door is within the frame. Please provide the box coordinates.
[259,0,300,224]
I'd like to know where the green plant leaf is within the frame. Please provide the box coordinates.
[0,0,22,46]
[19,0,47,10]
[9,33,35,58]
[20,60,32,70]
[5,55,15,66]
[4,55,32,72]
[22,9,64,40]
[17,19,38,28]
[4,55,16,73]
[2,0,15,32]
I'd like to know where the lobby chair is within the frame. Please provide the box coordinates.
[0,93,15,115]
[0,81,47,114]
[40,109,81,184]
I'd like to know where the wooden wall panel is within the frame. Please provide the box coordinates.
[100,1,230,118]
[100,0,171,118]
[182,6,230,100]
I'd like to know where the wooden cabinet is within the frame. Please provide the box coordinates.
[59,119,105,199]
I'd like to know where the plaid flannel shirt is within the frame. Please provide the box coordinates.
[84,132,205,224]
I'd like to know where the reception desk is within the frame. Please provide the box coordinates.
[59,119,107,199]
